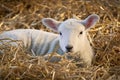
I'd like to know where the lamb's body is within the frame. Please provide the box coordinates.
[0,14,100,66]
[0,29,59,55]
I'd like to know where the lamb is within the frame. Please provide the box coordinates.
[0,14,100,66]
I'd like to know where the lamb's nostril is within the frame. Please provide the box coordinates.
[65,45,73,52]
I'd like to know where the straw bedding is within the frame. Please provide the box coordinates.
[0,0,120,80]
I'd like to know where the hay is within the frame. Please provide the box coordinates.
[0,0,120,80]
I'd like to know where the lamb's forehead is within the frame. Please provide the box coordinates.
[59,19,85,31]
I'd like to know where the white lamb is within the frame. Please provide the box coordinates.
[0,14,99,66]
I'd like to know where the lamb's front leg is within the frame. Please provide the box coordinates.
[81,51,94,67]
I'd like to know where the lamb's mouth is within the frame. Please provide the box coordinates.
[66,51,74,54]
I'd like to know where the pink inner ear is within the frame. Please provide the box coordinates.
[46,20,57,31]
[86,17,94,28]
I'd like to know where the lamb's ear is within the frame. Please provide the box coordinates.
[42,18,61,32]
[81,14,100,29]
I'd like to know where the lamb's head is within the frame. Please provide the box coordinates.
[42,14,99,53]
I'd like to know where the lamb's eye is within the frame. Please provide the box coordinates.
[59,32,62,35]
[79,31,83,34]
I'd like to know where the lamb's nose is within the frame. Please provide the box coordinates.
[65,45,73,52]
